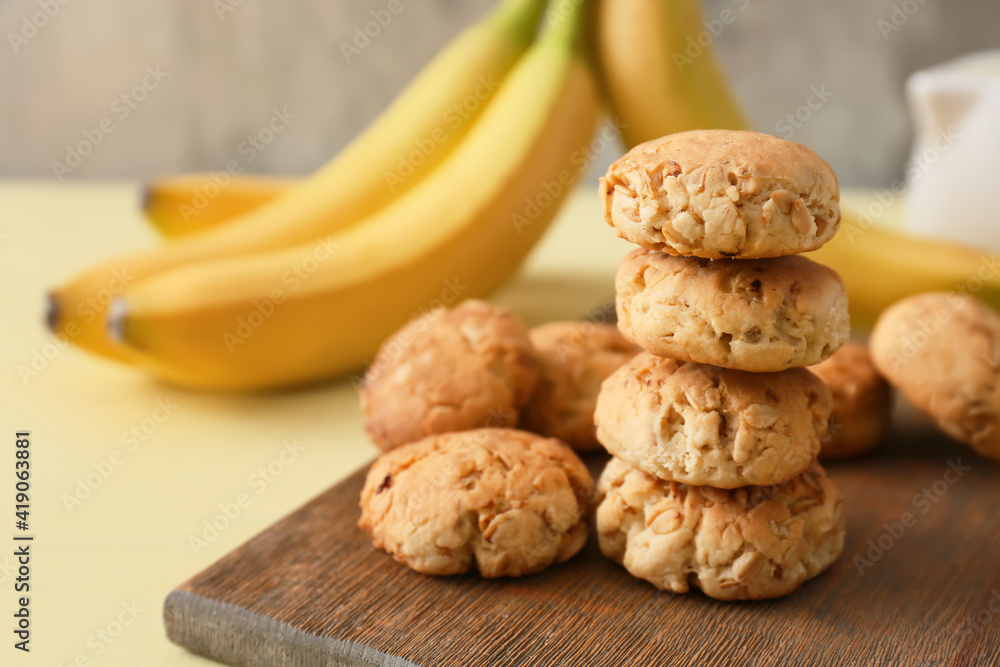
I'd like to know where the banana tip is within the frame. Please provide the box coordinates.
[108,297,128,342]
[45,291,59,333]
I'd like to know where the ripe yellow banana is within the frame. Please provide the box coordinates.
[108,0,599,390]
[48,0,547,361]
[807,211,1000,332]
[143,174,292,238]
[594,0,747,147]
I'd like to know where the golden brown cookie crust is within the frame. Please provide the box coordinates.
[361,300,539,452]
[600,130,840,258]
[595,353,832,488]
[810,341,892,459]
[359,428,594,578]
[597,457,846,600]
[871,292,1000,461]
[521,322,640,451]
[616,249,850,372]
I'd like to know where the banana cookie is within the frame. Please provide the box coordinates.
[595,353,832,488]
[361,300,539,452]
[810,341,892,459]
[871,292,1000,462]
[596,457,846,600]
[616,248,849,372]
[521,322,640,451]
[600,129,840,258]
[359,428,594,578]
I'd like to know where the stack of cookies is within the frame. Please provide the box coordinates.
[593,130,850,600]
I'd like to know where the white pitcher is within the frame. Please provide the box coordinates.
[905,51,1000,250]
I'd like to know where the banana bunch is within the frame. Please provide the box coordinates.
[51,0,550,363]
[56,0,984,391]
[807,211,1000,332]
[50,0,600,389]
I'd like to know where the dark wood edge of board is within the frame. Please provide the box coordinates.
[164,589,419,667]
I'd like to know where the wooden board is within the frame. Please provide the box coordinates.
[164,417,1000,667]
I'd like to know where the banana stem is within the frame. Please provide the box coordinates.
[489,0,549,45]
[540,0,589,50]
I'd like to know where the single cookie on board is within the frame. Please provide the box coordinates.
[599,129,840,258]
[597,457,846,600]
[616,248,850,372]
[871,292,1000,461]
[810,341,893,459]
[361,300,539,452]
[358,428,594,578]
[595,353,832,488]
[521,322,640,451]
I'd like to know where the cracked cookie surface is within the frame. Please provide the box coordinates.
[810,341,892,459]
[361,300,539,452]
[595,353,832,488]
[871,292,1000,461]
[521,322,640,451]
[359,428,594,577]
[600,129,840,258]
[597,457,845,600]
[616,248,849,372]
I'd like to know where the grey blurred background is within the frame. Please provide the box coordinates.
[3,0,999,186]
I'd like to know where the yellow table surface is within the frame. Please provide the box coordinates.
[0,183,884,665]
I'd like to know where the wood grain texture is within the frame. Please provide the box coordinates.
[165,419,1000,667]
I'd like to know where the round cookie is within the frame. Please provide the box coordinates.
[358,428,594,578]
[616,248,850,372]
[361,300,539,452]
[871,292,1000,461]
[810,341,893,460]
[596,457,846,600]
[595,352,832,488]
[599,129,840,259]
[521,322,640,451]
